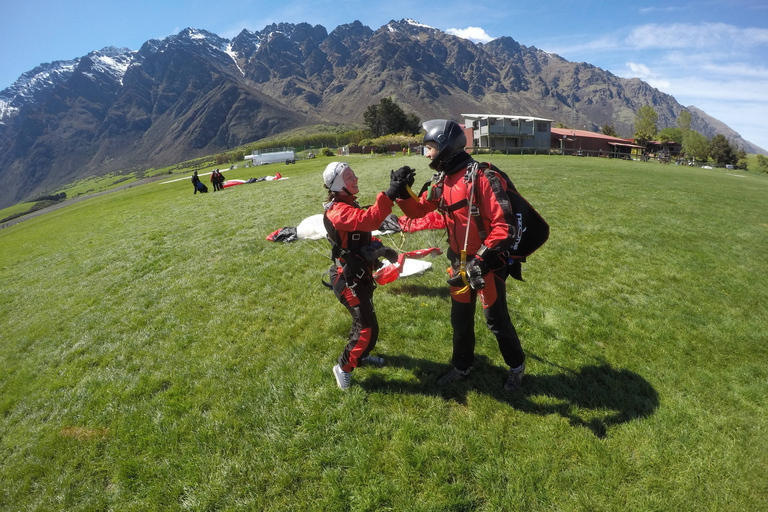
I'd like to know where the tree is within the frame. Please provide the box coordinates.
[658,127,683,144]
[756,155,768,173]
[682,131,709,163]
[736,148,748,170]
[708,134,738,166]
[658,127,682,155]
[633,105,658,145]
[363,97,420,137]
[677,110,692,133]
[601,124,618,137]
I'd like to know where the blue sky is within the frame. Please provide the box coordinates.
[3,0,767,151]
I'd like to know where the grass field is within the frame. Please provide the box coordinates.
[0,201,36,221]
[1,154,767,511]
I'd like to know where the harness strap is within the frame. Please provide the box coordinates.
[449,165,482,296]
[443,199,468,212]
[321,270,333,289]
[465,163,489,242]
[470,205,487,241]
[323,209,374,294]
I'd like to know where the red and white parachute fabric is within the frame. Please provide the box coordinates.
[398,211,445,233]
[373,247,443,285]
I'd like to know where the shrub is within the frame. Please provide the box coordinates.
[756,155,768,174]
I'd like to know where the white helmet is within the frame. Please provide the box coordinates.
[323,161,351,192]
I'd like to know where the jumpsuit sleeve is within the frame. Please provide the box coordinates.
[327,192,394,232]
[396,190,439,219]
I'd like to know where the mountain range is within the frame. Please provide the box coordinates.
[0,18,763,209]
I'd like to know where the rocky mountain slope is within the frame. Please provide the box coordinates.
[0,19,762,209]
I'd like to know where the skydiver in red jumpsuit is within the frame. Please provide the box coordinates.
[323,162,414,390]
[398,119,527,391]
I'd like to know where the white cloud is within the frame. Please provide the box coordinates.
[700,62,768,79]
[665,76,768,104]
[446,26,495,43]
[547,22,768,60]
[546,35,621,56]
[625,22,768,51]
[624,62,671,90]
[638,6,683,15]
[626,62,651,75]
[548,20,768,151]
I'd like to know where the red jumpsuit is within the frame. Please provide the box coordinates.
[325,192,393,372]
[398,158,525,371]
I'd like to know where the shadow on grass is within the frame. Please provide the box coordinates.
[386,283,452,299]
[359,353,659,438]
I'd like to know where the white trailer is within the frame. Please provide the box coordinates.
[245,147,296,166]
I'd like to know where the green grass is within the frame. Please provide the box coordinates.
[54,172,143,199]
[0,200,36,221]
[1,154,767,511]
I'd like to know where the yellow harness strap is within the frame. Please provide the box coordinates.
[451,249,471,295]
[450,168,477,296]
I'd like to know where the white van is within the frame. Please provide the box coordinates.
[245,148,296,166]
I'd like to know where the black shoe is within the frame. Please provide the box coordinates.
[437,366,471,386]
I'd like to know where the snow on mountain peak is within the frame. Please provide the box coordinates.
[387,19,435,33]
[404,19,433,29]
[0,59,78,120]
[188,29,207,40]
[179,28,230,51]
[86,47,135,83]
[0,47,136,120]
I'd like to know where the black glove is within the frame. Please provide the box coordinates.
[385,167,416,200]
[446,272,467,288]
[465,256,489,290]
[396,166,417,199]
[360,241,386,261]
[384,170,403,200]
[382,247,398,263]
[399,166,416,187]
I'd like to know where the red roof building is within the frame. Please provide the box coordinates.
[551,128,642,157]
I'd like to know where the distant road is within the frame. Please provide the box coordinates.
[0,175,173,230]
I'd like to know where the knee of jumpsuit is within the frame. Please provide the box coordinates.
[340,299,379,372]
[332,269,379,372]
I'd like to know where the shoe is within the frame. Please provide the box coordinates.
[333,364,352,390]
[504,362,525,392]
[360,355,384,367]
[437,366,471,386]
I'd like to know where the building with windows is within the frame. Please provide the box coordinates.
[462,114,553,151]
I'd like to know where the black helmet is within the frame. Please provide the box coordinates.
[422,119,467,169]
